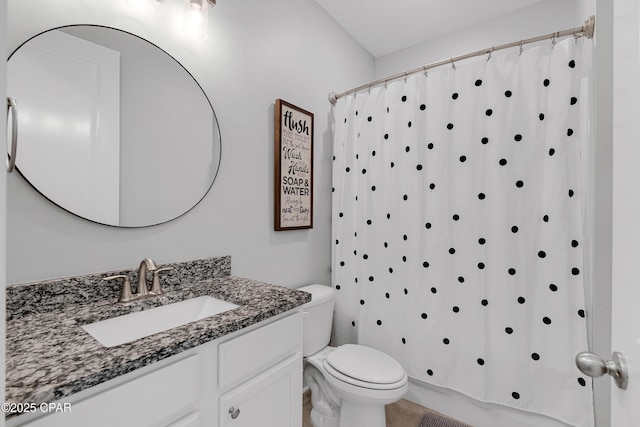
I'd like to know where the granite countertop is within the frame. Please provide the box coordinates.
[5,257,311,417]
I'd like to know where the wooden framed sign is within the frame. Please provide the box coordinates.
[274,99,314,230]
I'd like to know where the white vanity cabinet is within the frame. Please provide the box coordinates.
[10,310,303,427]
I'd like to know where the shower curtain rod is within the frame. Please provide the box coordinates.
[328,15,595,105]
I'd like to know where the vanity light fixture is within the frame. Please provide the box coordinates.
[125,0,157,14]
[184,0,216,41]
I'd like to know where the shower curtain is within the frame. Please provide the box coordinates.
[331,37,594,426]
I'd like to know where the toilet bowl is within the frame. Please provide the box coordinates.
[299,284,408,427]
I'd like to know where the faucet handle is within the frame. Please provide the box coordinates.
[150,267,172,295]
[103,275,134,303]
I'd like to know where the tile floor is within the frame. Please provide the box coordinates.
[302,390,460,427]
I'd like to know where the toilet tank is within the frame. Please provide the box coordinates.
[298,284,336,357]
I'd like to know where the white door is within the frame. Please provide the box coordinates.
[582,0,640,425]
[609,0,640,424]
[577,1,640,425]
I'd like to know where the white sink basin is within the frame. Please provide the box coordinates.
[81,296,239,347]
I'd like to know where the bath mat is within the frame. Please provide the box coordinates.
[418,412,473,427]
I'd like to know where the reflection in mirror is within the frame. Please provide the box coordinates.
[7,25,221,227]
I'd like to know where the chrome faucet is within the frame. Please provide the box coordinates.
[103,258,172,303]
[136,257,157,298]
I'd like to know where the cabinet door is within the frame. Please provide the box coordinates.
[166,412,199,427]
[219,356,302,427]
[19,355,199,427]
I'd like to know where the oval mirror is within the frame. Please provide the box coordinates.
[7,25,221,227]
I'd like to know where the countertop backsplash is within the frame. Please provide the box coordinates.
[6,256,232,320]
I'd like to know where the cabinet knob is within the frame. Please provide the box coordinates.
[229,406,240,419]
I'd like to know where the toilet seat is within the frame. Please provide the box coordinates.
[323,344,407,390]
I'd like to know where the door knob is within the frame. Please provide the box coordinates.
[575,351,628,390]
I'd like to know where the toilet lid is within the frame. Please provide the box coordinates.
[325,344,405,385]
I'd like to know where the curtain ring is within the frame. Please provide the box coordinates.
[519,41,524,56]
[368,83,372,94]
[486,47,494,62]
[450,58,456,70]
[423,66,428,78]
[384,78,389,89]
[551,32,558,48]
[404,72,408,83]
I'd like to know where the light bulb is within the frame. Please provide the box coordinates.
[184,0,211,40]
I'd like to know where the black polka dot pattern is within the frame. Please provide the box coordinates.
[330,39,592,426]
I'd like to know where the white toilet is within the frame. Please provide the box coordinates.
[299,284,408,427]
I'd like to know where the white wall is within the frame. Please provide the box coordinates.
[6,0,373,285]
[1,0,7,425]
[374,0,584,79]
